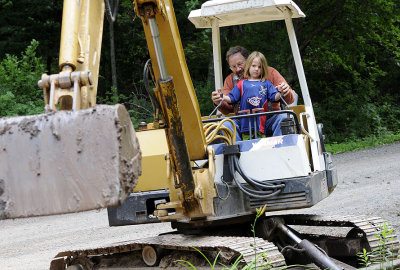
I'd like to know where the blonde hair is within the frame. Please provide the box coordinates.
[244,51,269,81]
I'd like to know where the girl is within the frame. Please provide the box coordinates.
[222,51,284,137]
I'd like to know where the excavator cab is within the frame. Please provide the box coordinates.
[107,0,338,230]
[189,0,340,204]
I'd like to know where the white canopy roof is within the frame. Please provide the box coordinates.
[188,0,305,28]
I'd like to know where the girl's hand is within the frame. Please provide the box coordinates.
[223,95,232,103]
[275,92,282,101]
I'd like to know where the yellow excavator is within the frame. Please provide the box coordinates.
[0,0,398,269]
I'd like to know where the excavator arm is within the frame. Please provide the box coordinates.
[136,0,207,160]
[133,0,217,219]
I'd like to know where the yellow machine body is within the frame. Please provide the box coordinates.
[134,129,169,192]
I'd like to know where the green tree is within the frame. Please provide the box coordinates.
[0,0,62,73]
[1,0,399,143]
[298,0,400,142]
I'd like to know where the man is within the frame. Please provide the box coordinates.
[211,46,296,136]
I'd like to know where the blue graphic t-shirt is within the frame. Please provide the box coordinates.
[228,79,278,133]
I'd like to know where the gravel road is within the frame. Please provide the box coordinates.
[1,142,399,270]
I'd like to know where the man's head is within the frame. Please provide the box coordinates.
[226,46,248,79]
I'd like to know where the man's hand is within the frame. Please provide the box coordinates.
[211,89,223,105]
[276,83,291,97]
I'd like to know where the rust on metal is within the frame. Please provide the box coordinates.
[157,77,195,196]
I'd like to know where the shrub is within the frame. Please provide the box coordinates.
[0,39,45,117]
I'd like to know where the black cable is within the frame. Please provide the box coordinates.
[228,155,285,199]
[234,157,285,189]
[230,160,280,199]
[143,59,160,113]
[231,170,282,199]
[233,156,285,189]
[240,183,282,197]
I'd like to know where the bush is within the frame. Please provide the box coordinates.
[0,40,45,117]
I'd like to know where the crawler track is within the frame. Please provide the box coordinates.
[50,234,285,269]
[49,215,399,269]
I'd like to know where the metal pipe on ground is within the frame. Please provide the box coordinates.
[277,222,343,270]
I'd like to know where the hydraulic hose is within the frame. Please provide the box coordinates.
[229,155,285,199]
[143,59,160,113]
[233,157,285,189]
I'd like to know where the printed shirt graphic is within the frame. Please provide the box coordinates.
[228,79,278,133]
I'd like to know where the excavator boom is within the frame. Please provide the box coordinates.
[137,0,207,161]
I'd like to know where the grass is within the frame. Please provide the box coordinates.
[176,205,275,270]
[325,133,400,154]
[356,222,398,270]
[175,205,320,270]
[176,221,399,269]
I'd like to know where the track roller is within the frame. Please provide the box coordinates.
[142,245,163,266]
[66,265,85,270]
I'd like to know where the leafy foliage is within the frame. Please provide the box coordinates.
[194,80,216,116]
[175,205,275,270]
[0,0,62,73]
[357,222,397,269]
[299,0,400,142]
[0,40,45,117]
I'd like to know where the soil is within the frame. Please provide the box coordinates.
[0,142,399,270]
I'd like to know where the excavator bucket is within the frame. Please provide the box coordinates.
[0,104,141,220]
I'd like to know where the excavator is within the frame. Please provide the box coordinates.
[0,0,398,269]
